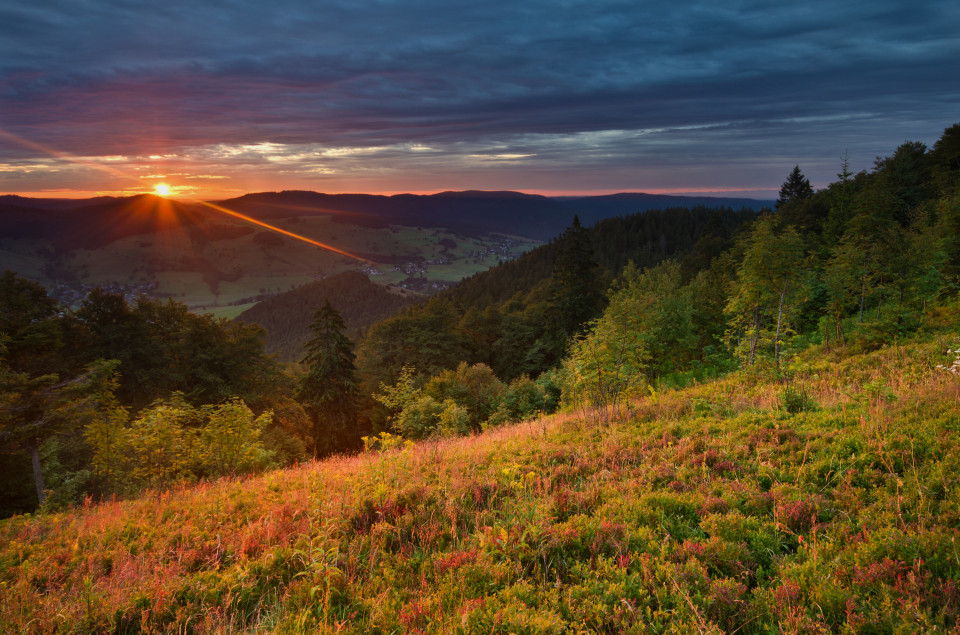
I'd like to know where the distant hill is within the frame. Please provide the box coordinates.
[0,194,122,211]
[217,190,773,241]
[0,189,770,312]
[234,271,418,362]
[559,192,773,225]
[0,194,207,250]
[218,190,574,239]
[0,190,771,249]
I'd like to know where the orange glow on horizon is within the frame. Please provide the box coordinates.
[2,183,779,200]
[0,128,372,263]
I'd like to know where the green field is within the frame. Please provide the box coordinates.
[0,212,539,310]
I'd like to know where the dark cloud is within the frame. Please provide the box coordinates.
[0,0,957,194]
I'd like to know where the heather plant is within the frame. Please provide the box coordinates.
[2,307,960,633]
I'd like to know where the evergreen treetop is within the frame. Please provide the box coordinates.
[776,165,814,209]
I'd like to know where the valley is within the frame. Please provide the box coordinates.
[0,190,769,317]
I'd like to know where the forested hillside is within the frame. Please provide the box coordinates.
[217,189,771,241]
[1,122,958,523]
[443,206,757,310]
[0,283,312,517]
[358,123,960,416]
[234,271,418,362]
[356,207,758,392]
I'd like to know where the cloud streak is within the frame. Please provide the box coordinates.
[1,0,957,196]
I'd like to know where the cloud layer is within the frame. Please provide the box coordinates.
[1,0,958,196]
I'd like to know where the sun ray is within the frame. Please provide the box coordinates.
[0,128,372,263]
[194,200,372,263]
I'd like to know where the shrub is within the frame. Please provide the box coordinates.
[487,374,552,426]
[779,385,818,413]
[424,362,505,430]
[394,395,444,439]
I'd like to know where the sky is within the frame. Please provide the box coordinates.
[0,0,958,200]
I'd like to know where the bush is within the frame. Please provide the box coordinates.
[361,431,412,453]
[779,385,818,414]
[487,374,555,426]
[394,395,445,439]
[424,362,505,431]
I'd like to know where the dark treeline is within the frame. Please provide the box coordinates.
[444,206,756,310]
[357,206,758,392]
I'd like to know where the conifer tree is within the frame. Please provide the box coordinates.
[776,166,814,209]
[552,216,605,331]
[535,216,606,367]
[298,301,360,455]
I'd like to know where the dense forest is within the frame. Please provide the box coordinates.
[356,206,758,391]
[356,122,959,421]
[1,122,958,518]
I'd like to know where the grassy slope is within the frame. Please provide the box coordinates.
[2,316,960,633]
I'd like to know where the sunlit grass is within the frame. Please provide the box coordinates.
[2,324,959,632]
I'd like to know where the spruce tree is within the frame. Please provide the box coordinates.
[776,166,814,209]
[534,216,606,368]
[297,301,360,455]
[551,215,606,335]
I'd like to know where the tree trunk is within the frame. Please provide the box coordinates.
[748,304,760,366]
[774,283,787,369]
[860,278,867,324]
[30,444,47,505]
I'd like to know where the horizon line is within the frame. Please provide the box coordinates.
[1,186,779,201]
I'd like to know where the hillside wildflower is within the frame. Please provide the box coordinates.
[361,431,413,453]
[937,345,960,375]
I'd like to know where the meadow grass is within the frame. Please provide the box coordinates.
[2,327,959,633]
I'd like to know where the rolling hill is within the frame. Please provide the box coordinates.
[0,189,769,314]
[217,189,773,241]
[234,271,419,362]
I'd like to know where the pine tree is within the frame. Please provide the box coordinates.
[776,166,814,210]
[537,216,607,366]
[297,301,360,455]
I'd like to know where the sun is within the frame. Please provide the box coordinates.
[154,183,171,197]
